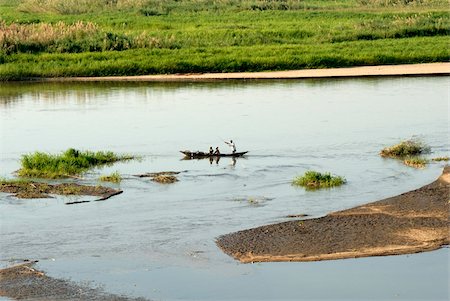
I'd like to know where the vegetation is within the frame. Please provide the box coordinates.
[99,171,122,183]
[292,171,346,189]
[0,0,448,79]
[432,156,449,161]
[403,156,428,168]
[18,148,134,178]
[380,139,430,158]
[151,174,178,184]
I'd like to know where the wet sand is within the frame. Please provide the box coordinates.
[217,166,450,263]
[0,181,122,204]
[32,63,449,82]
[0,262,148,301]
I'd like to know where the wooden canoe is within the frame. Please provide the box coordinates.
[180,150,248,159]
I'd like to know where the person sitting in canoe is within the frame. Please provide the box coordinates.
[209,146,214,155]
[214,147,220,155]
[225,140,236,154]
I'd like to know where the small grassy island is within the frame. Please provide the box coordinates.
[380,139,430,158]
[380,139,431,168]
[18,148,133,179]
[99,171,122,183]
[292,171,346,189]
[0,0,448,80]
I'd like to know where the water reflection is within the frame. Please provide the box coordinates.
[0,77,389,107]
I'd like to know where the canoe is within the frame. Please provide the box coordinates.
[180,150,248,158]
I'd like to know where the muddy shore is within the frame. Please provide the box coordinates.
[0,262,148,301]
[29,63,450,82]
[0,181,122,204]
[217,166,449,263]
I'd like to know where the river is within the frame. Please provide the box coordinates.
[0,77,448,300]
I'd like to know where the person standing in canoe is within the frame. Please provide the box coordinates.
[225,140,236,154]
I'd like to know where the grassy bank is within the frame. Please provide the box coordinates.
[0,0,448,79]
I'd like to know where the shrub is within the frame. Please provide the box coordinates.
[292,171,346,189]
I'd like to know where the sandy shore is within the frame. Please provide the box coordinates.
[0,262,148,301]
[216,166,450,263]
[32,63,449,82]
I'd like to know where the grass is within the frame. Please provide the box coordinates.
[432,156,449,161]
[403,156,428,168]
[380,139,430,158]
[292,171,346,189]
[18,148,134,179]
[99,171,122,183]
[0,0,448,79]
[151,174,178,184]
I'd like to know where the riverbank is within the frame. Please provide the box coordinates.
[217,166,450,263]
[24,63,450,82]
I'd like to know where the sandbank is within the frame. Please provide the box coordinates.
[30,63,450,82]
[216,166,450,263]
[0,262,147,300]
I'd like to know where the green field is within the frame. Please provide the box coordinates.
[0,0,448,80]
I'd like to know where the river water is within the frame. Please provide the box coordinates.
[0,77,448,300]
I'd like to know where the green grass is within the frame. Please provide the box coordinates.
[380,139,431,158]
[18,148,134,178]
[0,0,448,79]
[292,171,346,189]
[403,156,428,168]
[99,171,122,183]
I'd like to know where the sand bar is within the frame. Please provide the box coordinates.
[0,262,147,300]
[216,166,449,263]
[30,63,450,82]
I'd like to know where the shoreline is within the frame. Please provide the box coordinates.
[216,166,450,263]
[17,63,450,83]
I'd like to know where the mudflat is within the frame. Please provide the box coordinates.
[0,262,147,301]
[217,166,450,263]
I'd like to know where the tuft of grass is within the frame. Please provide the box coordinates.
[292,171,346,189]
[403,156,428,168]
[99,171,122,183]
[432,156,449,161]
[151,174,178,184]
[380,139,430,158]
[18,148,134,179]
